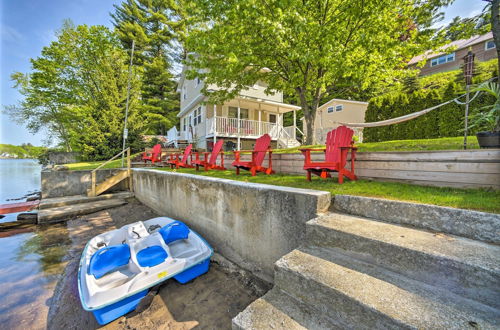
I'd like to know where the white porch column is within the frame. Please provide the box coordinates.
[237,100,241,151]
[213,104,217,145]
[258,103,262,136]
[293,109,297,139]
[277,106,281,139]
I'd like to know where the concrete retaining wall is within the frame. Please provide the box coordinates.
[41,169,128,198]
[132,169,331,282]
[218,149,500,189]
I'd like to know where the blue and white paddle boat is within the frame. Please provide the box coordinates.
[78,217,213,325]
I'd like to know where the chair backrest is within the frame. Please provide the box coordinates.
[181,144,193,163]
[208,140,224,165]
[325,126,354,165]
[253,134,271,166]
[152,144,162,158]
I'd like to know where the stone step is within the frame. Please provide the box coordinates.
[232,288,337,330]
[275,248,500,329]
[306,212,500,309]
[333,194,500,244]
[38,199,127,224]
[39,192,133,209]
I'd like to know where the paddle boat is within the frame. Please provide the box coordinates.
[78,217,213,325]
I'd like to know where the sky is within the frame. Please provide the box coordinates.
[0,0,487,147]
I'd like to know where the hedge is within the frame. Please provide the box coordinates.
[364,59,498,142]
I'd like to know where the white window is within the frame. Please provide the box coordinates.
[430,53,455,67]
[183,118,187,131]
[194,107,202,125]
[228,107,249,119]
[183,86,187,100]
[335,104,343,112]
[327,106,334,113]
[486,40,496,50]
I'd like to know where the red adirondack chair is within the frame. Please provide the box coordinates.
[300,126,357,184]
[193,140,226,171]
[232,134,274,176]
[167,144,194,169]
[142,144,162,164]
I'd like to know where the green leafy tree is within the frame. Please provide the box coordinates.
[441,10,491,42]
[111,0,184,135]
[6,21,145,160]
[185,0,453,144]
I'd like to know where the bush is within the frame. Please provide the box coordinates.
[364,59,497,142]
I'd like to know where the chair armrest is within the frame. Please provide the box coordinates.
[340,146,357,150]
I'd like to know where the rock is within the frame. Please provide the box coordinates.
[17,213,38,223]
[54,165,69,171]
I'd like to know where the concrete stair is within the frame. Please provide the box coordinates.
[234,204,500,329]
[38,192,132,224]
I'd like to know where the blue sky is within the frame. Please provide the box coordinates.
[0,0,487,146]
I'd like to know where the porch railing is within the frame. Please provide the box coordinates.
[207,116,283,139]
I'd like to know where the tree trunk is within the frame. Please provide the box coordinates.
[297,88,319,145]
[492,0,500,75]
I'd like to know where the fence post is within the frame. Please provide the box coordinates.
[91,171,96,197]
[127,148,133,192]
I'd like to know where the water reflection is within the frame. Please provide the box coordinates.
[0,223,71,329]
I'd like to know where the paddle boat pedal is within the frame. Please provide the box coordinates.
[78,217,213,325]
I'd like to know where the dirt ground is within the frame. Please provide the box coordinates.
[47,199,270,329]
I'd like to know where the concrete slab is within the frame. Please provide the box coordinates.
[307,212,500,309]
[232,288,336,330]
[275,249,500,329]
[38,199,128,224]
[333,194,500,243]
[39,192,133,209]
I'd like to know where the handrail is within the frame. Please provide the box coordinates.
[90,147,131,197]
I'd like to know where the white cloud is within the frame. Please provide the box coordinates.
[1,25,23,43]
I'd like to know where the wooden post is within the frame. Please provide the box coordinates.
[127,147,133,192]
[293,109,297,139]
[91,171,96,197]
[214,105,217,145]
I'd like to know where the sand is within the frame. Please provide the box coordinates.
[47,199,269,329]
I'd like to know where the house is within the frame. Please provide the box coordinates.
[302,98,369,144]
[408,32,497,76]
[167,66,301,150]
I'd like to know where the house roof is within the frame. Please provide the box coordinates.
[318,98,369,109]
[408,32,494,65]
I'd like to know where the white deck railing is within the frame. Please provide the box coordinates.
[207,117,284,139]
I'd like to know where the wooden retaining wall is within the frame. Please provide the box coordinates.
[222,149,500,189]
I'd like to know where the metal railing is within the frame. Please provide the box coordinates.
[90,147,131,197]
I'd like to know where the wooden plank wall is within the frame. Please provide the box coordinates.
[222,149,500,189]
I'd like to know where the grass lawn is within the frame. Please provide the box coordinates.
[154,167,500,213]
[64,153,142,170]
[274,136,479,154]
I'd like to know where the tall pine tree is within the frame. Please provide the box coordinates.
[111,0,181,135]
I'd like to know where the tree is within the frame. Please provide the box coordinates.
[6,21,144,159]
[185,0,453,144]
[441,11,490,42]
[111,0,185,135]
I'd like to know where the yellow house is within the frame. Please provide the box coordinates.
[303,98,369,143]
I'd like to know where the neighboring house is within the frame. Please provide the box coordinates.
[167,66,301,150]
[408,32,497,76]
[303,98,369,144]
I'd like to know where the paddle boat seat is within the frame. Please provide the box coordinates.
[89,244,131,279]
[136,246,168,267]
[159,221,190,244]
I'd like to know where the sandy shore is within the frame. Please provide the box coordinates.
[46,199,269,329]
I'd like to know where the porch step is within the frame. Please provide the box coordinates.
[39,192,133,209]
[232,288,336,330]
[274,248,499,329]
[306,212,500,309]
[277,138,301,149]
[38,198,127,224]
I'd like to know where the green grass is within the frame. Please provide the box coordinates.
[154,168,500,213]
[274,136,479,154]
[65,153,141,170]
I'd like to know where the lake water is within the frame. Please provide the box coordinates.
[0,159,71,329]
[0,159,41,223]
